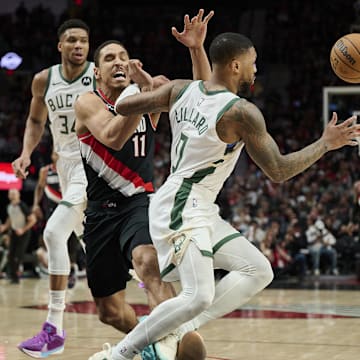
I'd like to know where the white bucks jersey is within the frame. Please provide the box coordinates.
[45,61,95,159]
[168,80,244,199]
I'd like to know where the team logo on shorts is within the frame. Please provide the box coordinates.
[82,76,92,86]
[173,233,186,254]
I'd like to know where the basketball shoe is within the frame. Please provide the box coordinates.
[88,343,113,360]
[141,344,157,360]
[88,343,137,360]
[18,322,65,358]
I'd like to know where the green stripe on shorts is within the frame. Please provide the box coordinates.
[170,166,217,230]
[213,233,242,254]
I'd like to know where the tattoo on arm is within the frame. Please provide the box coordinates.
[236,101,327,182]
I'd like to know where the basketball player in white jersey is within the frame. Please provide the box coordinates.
[83,9,214,360]
[106,32,360,360]
[12,19,94,358]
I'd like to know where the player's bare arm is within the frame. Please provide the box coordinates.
[12,69,49,179]
[128,59,154,92]
[32,165,47,216]
[172,8,214,81]
[22,69,49,153]
[127,58,167,126]
[231,102,360,183]
[75,92,143,151]
[115,79,191,116]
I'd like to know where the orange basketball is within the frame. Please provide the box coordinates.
[330,33,360,83]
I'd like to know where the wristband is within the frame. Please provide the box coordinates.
[114,83,140,114]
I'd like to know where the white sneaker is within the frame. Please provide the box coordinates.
[332,268,339,275]
[154,333,178,360]
[88,343,113,360]
[314,269,320,276]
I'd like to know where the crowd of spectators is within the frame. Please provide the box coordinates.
[1,1,360,281]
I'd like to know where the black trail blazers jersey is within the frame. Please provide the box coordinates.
[78,88,157,201]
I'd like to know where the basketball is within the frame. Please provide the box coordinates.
[330,33,360,83]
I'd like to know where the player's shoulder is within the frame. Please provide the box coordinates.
[231,97,261,117]
[32,67,54,96]
[171,79,194,97]
[33,67,50,85]
[77,90,97,102]
[222,97,264,129]
[75,90,100,110]
[172,79,193,89]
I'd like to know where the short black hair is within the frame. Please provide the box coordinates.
[209,32,253,65]
[93,40,126,66]
[57,18,90,39]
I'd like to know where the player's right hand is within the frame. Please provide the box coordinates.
[171,9,214,49]
[128,59,153,92]
[12,156,30,179]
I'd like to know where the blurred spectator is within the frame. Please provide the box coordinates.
[305,215,338,276]
[0,189,37,283]
[245,219,266,249]
[281,223,308,281]
[0,220,10,277]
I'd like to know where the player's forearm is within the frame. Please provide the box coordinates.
[102,114,145,151]
[274,138,327,182]
[116,82,174,116]
[190,47,211,80]
[33,186,44,208]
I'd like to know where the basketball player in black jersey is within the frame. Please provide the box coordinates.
[74,9,213,360]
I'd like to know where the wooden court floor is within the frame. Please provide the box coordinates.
[0,275,359,360]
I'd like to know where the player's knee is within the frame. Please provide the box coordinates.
[183,286,214,317]
[98,308,115,325]
[43,225,57,248]
[97,304,123,326]
[186,296,212,318]
[258,257,274,286]
[132,245,159,279]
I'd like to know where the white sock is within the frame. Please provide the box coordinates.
[47,290,66,334]
[112,338,140,360]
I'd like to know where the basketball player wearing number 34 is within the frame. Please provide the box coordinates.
[110,32,360,360]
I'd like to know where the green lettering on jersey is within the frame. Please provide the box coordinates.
[174,106,208,135]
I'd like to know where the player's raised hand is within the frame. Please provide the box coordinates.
[128,59,153,92]
[172,9,214,49]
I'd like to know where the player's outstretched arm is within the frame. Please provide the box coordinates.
[232,102,360,183]
[172,8,214,80]
[115,79,191,117]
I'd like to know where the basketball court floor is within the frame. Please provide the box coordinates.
[1,274,359,360]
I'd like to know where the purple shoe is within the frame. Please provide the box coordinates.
[18,322,65,358]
